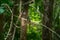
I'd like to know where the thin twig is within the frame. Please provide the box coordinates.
[3,4,13,40]
[14,24,20,28]
[11,26,16,40]
[41,24,60,38]
[5,12,13,40]
[3,22,8,29]
[12,0,22,40]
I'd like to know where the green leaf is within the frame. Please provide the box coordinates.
[0,7,5,14]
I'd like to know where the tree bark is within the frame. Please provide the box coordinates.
[42,0,54,40]
[20,0,29,40]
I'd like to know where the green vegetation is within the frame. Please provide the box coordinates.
[0,0,60,40]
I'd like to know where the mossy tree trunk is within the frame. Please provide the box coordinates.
[42,0,54,40]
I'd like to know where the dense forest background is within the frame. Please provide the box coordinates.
[0,0,60,40]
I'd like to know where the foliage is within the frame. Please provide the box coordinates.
[0,0,60,40]
[0,7,5,14]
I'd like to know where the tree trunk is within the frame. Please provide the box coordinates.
[42,0,54,40]
[0,14,4,40]
[19,0,29,40]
